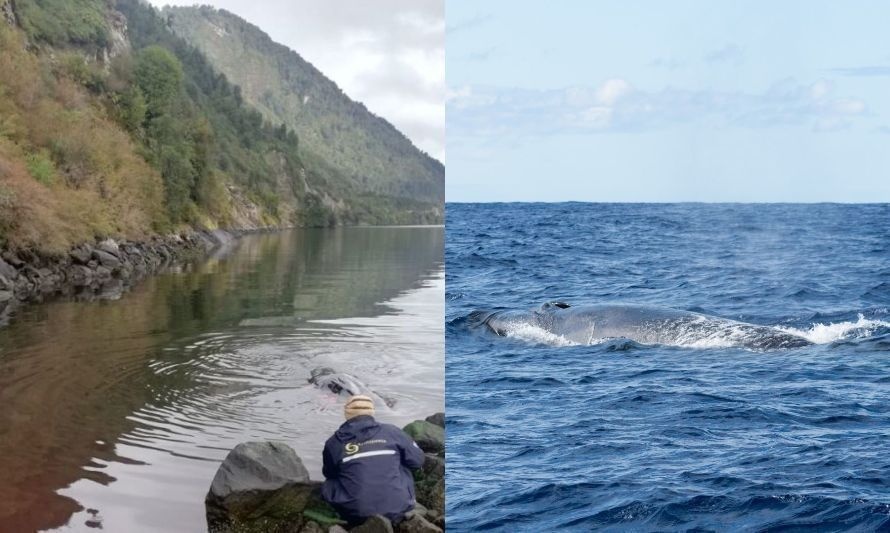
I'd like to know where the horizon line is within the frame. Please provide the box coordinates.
[444,200,890,205]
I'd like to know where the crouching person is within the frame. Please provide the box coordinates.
[321,395,425,526]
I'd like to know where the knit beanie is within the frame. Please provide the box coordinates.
[344,395,375,420]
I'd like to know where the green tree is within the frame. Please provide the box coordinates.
[134,46,184,118]
[148,114,196,222]
[26,150,56,186]
[118,86,148,132]
[189,117,214,202]
[15,0,108,48]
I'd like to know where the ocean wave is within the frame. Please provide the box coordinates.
[778,314,890,344]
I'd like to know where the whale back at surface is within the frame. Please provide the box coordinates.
[482,303,812,349]
[308,367,396,408]
[542,304,692,343]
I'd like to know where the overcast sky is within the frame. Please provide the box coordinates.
[147,0,444,162]
[448,0,890,202]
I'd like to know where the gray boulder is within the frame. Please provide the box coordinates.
[206,441,343,533]
[397,514,442,533]
[93,265,112,281]
[69,245,93,265]
[121,243,142,257]
[209,441,310,499]
[92,249,121,269]
[156,245,171,261]
[409,502,429,518]
[66,265,93,287]
[22,265,57,293]
[424,413,444,428]
[426,478,444,517]
[402,421,444,455]
[412,452,445,517]
[13,276,33,298]
[97,238,121,257]
[300,522,325,533]
[351,515,393,533]
[1,251,24,268]
[0,257,18,280]
[35,267,57,291]
[421,454,444,479]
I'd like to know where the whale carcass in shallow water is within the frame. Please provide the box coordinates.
[309,367,396,407]
[472,302,812,349]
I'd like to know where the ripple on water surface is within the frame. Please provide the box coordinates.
[446,203,890,531]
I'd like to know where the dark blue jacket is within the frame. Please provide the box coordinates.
[321,415,425,523]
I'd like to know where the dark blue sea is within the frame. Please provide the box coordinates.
[445,203,890,532]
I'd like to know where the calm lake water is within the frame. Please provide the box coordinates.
[0,226,444,532]
[447,203,890,531]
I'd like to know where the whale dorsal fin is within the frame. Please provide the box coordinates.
[541,301,571,310]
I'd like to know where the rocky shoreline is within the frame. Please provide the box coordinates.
[206,414,446,533]
[0,229,244,324]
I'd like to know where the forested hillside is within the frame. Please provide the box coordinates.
[0,0,441,254]
[163,6,445,205]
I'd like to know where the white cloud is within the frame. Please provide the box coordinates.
[809,80,832,101]
[595,78,633,105]
[448,78,868,139]
[832,98,866,114]
[577,106,613,128]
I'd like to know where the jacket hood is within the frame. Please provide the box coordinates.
[334,415,381,442]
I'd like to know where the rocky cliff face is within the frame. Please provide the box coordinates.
[1,0,16,26]
[100,7,129,64]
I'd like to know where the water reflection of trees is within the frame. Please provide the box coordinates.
[163,227,444,333]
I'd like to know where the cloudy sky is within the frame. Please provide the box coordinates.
[147,0,445,162]
[448,0,890,201]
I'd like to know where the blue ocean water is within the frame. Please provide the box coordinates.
[446,203,890,532]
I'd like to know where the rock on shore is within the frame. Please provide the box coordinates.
[205,413,445,533]
[0,230,237,325]
[205,441,338,533]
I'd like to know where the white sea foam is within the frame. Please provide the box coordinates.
[504,323,580,347]
[681,330,748,349]
[778,314,890,344]
[670,316,746,349]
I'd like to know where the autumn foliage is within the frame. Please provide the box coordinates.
[0,27,167,253]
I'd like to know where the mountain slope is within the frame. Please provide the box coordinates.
[163,6,444,206]
[0,0,441,254]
